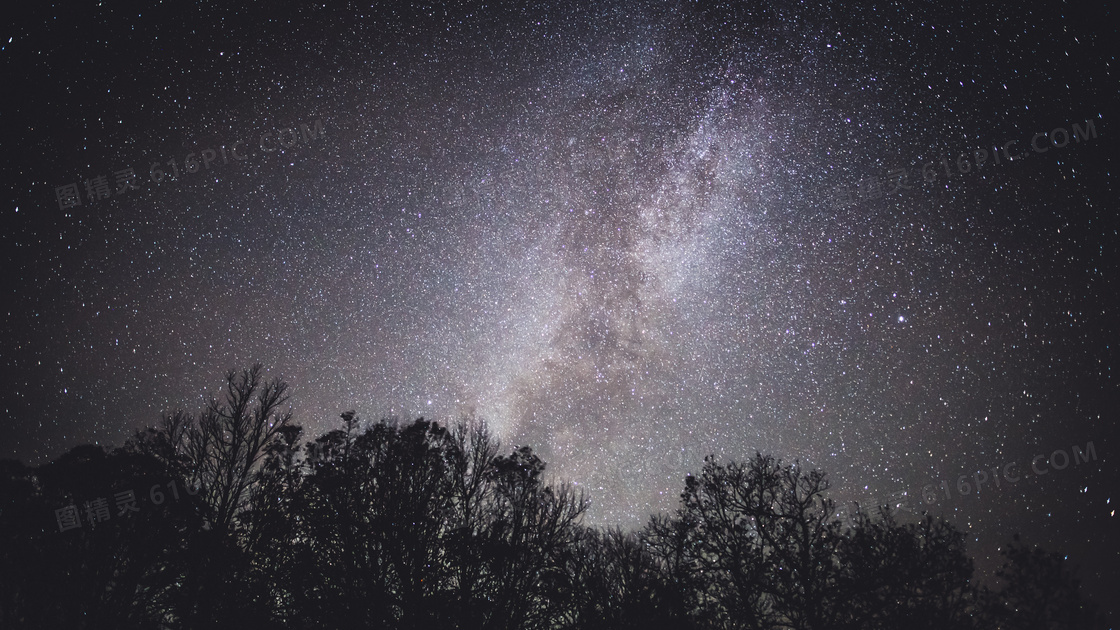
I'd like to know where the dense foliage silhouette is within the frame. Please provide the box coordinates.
[0,365,1103,629]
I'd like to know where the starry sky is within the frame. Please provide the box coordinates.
[1,0,1117,609]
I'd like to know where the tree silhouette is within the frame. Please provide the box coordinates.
[0,365,1105,629]
[562,526,671,630]
[838,507,976,630]
[0,444,206,629]
[122,362,297,629]
[476,444,586,629]
[641,453,855,629]
[977,533,1104,630]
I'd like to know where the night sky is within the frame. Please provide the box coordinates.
[2,0,1117,611]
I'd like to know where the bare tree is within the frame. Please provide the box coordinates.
[178,364,295,535]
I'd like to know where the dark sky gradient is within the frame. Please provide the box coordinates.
[2,0,1117,612]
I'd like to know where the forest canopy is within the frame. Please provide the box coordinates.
[0,365,1103,630]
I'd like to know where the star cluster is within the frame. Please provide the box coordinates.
[1,0,1115,607]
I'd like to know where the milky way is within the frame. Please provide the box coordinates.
[2,0,1116,605]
